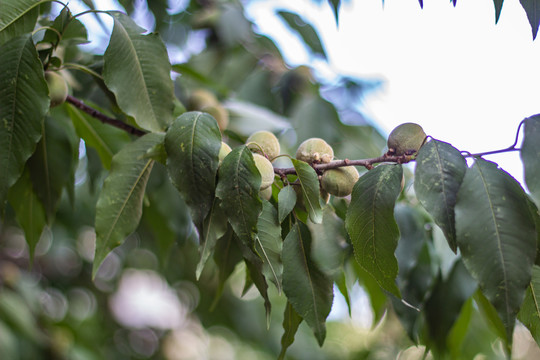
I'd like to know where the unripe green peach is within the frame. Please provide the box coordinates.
[259,186,273,201]
[246,130,280,160]
[387,123,427,156]
[218,142,231,163]
[295,138,334,164]
[45,71,68,107]
[203,103,229,131]
[187,89,218,109]
[253,153,275,190]
[321,165,360,197]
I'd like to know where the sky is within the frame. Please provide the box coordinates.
[246,0,540,185]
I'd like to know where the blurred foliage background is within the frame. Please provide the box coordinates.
[1,0,540,359]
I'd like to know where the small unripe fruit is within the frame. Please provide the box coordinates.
[260,186,273,201]
[203,104,229,131]
[188,89,218,109]
[218,142,231,163]
[321,166,360,197]
[45,71,68,107]
[387,123,427,156]
[295,138,334,164]
[253,153,275,190]
[246,130,280,160]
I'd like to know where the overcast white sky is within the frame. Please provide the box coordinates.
[246,0,540,185]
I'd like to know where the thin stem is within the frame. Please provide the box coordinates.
[466,118,526,158]
[65,95,147,137]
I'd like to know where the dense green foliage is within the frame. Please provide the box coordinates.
[2,0,540,359]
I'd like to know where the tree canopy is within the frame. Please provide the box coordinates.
[1,0,540,359]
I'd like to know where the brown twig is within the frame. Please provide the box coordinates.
[66,95,147,137]
[273,153,413,177]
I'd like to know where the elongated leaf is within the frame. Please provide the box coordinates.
[196,198,227,280]
[216,146,262,247]
[103,12,174,132]
[415,140,466,252]
[519,0,540,39]
[493,0,504,23]
[518,265,540,347]
[256,201,283,292]
[328,0,341,25]
[211,226,243,309]
[165,112,221,231]
[27,118,73,221]
[0,34,49,211]
[0,6,37,45]
[66,104,130,169]
[521,114,540,206]
[278,185,297,223]
[455,158,536,343]
[291,159,323,224]
[346,164,402,297]
[310,206,347,278]
[0,0,42,32]
[424,260,477,354]
[277,11,327,59]
[278,301,303,360]
[8,169,46,260]
[42,6,88,45]
[282,222,333,346]
[474,290,508,347]
[93,133,163,277]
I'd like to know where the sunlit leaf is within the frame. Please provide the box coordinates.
[346,164,402,297]
[103,12,174,132]
[93,133,163,277]
[278,185,297,223]
[0,34,49,212]
[282,222,333,346]
[291,159,323,224]
[414,139,466,252]
[518,265,540,347]
[521,114,540,206]
[216,146,262,248]
[456,158,537,346]
[165,112,221,231]
[256,201,283,292]
[278,301,303,360]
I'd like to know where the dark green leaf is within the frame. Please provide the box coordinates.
[216,146,262,248]
[277,11,327,59]
[27,118,73,221]
[211,226,243,309]
[165,112,221,231]
[0,0,42,33]
[414,139,467,252]
[310,206,347,278]
[0,34,48,211]
[328,0,341,25]
[278,301,303,360]
[282,222,333,346]
[196,198,227,280]
[456,158,537,344]
[521,114,540,206]
[256,201,283,292]
[278,185,297,223]
[291,159,323,224]
[103,12,174,132]
[519,0,540,39]
[346,164,403,297]
[0,6,37,45]
[42,6,88,45]
[66,104,130,170]
[93,133,163,277]
[424,260,477,354]
[7,169,47,260]
[474,290,508,347]
[493,0,504,23]
[518,265,540,347]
